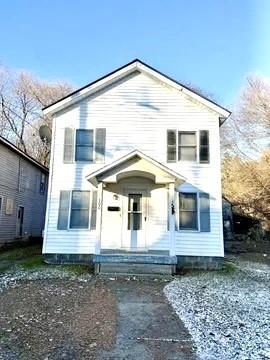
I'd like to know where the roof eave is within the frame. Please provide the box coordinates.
[43,59,231,118]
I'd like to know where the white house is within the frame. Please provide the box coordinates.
[42,59,230,273]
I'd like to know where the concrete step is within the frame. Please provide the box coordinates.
[98,263,175,276]
[93,254,177,265]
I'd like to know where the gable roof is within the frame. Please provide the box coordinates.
[43,59,231,121]
[0,136,49,173]
[86,149,186,187]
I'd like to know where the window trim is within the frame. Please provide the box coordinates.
[67,190,95,231]
[75,129,95,162]
[177,192,200,232]
[178,131,197,162]
[166,130,210,165]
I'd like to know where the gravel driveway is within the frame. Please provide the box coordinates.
[164,256,270,360]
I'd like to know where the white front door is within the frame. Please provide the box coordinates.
[122,190,147,250]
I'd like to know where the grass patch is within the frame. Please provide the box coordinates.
[222,261,237,273]
[60,264,94,275]
[0,244,41,261]
[19,255,45,269]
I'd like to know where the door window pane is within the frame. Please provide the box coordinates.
[128,194,141,211]
[128,213,142,230]
[128,194,142,230]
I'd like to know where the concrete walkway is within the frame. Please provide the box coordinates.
[97,278,196,360]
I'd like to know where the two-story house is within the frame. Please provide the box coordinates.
[42,59,230,274]
[0,136,48,246]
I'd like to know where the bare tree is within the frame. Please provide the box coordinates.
[221,74,270,157]
[221,74,270,227]
[0,66,73,165]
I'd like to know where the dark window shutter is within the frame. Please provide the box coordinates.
[90,191,98,229]
[95,128,106,163]
[57,190,71,230]
[199,192,210,232]
[199,130,209,163]
[63,128,74,163]
[167,130,176,162]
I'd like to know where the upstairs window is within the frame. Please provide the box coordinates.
[178,132,197,161]
[167,130,210,163]
[75,129,94,162]
[63,128,106,163]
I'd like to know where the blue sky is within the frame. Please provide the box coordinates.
[0,0,269,106]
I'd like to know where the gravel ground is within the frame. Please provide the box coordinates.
[0,272,116,360]
[164,259,270,360]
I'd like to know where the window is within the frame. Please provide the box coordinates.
[40,173,46,195]
[179,193,198,230]
[64,128,106,163]
[178,132,197,161]
[70,191,90,229]
[75,130,94,162]
[199,130,209,163]
[6,198,14,215]
[167,130,210,163]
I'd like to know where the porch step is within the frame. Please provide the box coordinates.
[98,263,174,276]
[93,254,177,265]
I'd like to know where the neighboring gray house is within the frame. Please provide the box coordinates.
[0,136,49,246]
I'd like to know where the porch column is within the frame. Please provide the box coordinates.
[169,182,176,256]
[95,182,103,255]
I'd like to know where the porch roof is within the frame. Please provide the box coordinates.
[86,150,186,187]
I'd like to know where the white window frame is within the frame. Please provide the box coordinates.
[74,128,95,163]
[177,131,198,162]
[67,190,93,230]
[167,130,210,164]
[177,191,201,232]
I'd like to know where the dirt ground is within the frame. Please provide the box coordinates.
[0,278,116,360]
[0,276,196,360]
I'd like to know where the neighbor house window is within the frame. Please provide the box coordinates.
[179,192,198,230]
[70,191,90,229]
[75,129,94,162]
[40,173,46,195]
[178,132,197,161]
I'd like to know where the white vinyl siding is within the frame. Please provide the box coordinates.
[43,71,223,257]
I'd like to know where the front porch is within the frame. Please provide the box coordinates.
[86,150,186,261]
